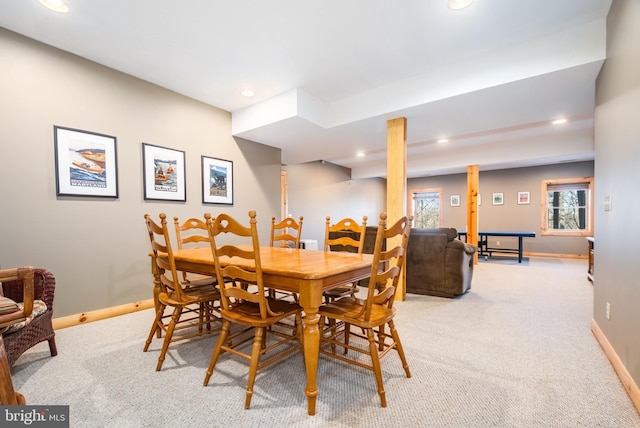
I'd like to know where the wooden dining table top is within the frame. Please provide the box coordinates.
[172,246,373,283]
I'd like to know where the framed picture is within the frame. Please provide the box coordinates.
[54,126,118,198]
[450,194,461,207]
[518,191,530,205]
[142,143,186,201]
[492,192,504,205]
[202,156,233,205]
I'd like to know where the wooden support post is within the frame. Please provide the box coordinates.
[387,117,407,300]
[467,165,479,264]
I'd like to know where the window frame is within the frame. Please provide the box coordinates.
[540,177,594,236]
[408,187,443,228]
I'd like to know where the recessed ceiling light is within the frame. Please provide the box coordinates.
[552,118,568,125]
[437,138,449,144]
[240,89,255,97]
[39,0,69,13]
[356,152,365,157]
[447,0,475,10]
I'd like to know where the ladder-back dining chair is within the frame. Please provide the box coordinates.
[269,216,304,302]
[270,216,303,249]
[173,216,219,288]
[203,211,303,409]
[323,215,367,302]
[143,213,221,371]
[318,212,412,407]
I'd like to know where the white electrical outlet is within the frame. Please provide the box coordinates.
[496,241,500,246]
[604,195,612,211]
[606,302,611,320]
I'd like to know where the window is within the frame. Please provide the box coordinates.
[410,188,442,228]
[541,177,593,236]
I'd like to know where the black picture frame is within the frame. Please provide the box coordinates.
[142,143,186,202]
[201,155,233,205]
[54,125,119,198]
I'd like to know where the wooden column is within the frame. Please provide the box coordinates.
[387,117,407,300]
[466,165,479,264]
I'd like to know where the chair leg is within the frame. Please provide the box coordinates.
[296,313,304,348]
[343,323,351,354]
[156,307,181,371]
[245,327,264,409]
[378,324,386,351]
[48,337,58,357]
[388,320,411,378]
[204,321,230,386]
[144,305,165,352]
[366,328,386,407]
[198,303,204,333]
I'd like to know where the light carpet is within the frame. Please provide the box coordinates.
[10,257,640,427]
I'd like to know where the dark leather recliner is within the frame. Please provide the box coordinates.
[405,228,476,298]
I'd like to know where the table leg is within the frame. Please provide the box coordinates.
[302,308,320,415]
[518,236,523,263]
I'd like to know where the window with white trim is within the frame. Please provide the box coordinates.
[541,177,593,236]
[410,188,442,228]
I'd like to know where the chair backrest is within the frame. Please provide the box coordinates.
[173,216,210,249]
[361,213,412,320]
[144,213,187,302]
[205,211,279,319]
[270,216,303,248]
[0,267,34,328]
[324,216,368,254]
[174,216,212,283]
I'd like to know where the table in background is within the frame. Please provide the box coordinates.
[168,246,373,416]
[458,231,536,263]
[587,236,594,282]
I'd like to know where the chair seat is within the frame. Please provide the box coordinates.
[320,297,395,328]
[0,297,20,318]
[222,298,300,328]
[323,283,358,299]
[4,300,47,334]
[182,275,217,288]
[159,286,220,307]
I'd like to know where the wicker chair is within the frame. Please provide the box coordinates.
[1,268,57,367]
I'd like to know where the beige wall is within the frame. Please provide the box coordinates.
[594,0,640,390]
[409,162,594,256]
[0,28,282,317]
[283,161,386,245]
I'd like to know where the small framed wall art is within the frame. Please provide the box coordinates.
[518,191,530,205]
[450,194,461,207]
[492,192,504,205]
[202,156,233,205]
[54,125,119,198]
[142,143,186,201]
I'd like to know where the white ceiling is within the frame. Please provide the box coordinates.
[0,0,611,178]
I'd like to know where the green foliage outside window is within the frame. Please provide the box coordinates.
[547,189,587,230]
[414,191,439,228]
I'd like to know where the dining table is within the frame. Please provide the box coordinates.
[167,245,374,415]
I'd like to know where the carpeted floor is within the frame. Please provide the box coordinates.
[10,257,640,427]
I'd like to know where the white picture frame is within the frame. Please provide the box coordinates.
[518,191,530,205]
[492,192,504,205]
